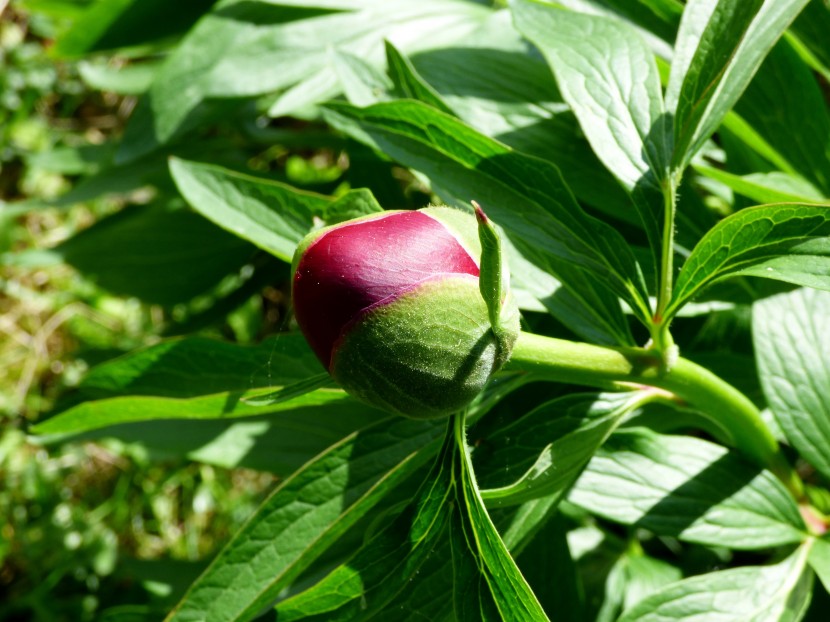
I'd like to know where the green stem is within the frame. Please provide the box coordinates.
[652,173,679,355]
[506,331,804,500]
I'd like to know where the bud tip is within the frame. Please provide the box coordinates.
[472,200,488,224]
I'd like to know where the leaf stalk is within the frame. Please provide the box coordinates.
[506,331,804,500]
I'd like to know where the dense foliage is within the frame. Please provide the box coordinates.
[4,0,830,620]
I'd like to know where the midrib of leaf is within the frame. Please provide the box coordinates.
[668,204,830,315]
[451,414,548,621]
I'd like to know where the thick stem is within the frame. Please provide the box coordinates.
[506,331,803,499]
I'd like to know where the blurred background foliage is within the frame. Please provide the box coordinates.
[0,2,297,619]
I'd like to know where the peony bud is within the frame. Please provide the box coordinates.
[291,206,520,419]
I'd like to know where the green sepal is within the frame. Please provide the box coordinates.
[331,276,520,419]
[474,202,504,331]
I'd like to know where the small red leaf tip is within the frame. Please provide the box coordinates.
[472,200,488,224]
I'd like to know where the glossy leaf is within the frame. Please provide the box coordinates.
[166,417,444,622]
[667,0,811,170]
[569,429,807,549]
[323,99,650,333]
[597,551,682,622]
[754,288,830,481]
[448,415,548,622]
[274,415,548,621]
[32,334,385,437]
[667,203,830,317]
[617,545,813,621]
[512,0,670,262]
[64,333,321,400]
[385,41,454,115]
[33,384,373,436]
[330,48,393,108]
[478,392,650,507]
[169,158,331,263]
[410,11,638,228]
[272,419,455,622]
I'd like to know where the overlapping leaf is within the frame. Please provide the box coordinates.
[410,10,638,228]
[477,392,650,507]
[511,0,670,265]
[695,167,825,204]
[53,0,217,58]
[274,416,548,622]
[754,288,830,481]
[32,334,382,438]
[667,0,811,170]
[169,158,331,263]
[667,203,830,317]
[323,99,650,334]
[166,416,444,622]
[734,38,830,195]
[118,0,489,162]
[569,429,807,549]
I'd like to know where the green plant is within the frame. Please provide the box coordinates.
[6,0,830,620]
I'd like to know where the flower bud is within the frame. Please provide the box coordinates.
[291,206,520,419]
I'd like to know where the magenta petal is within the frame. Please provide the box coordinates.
[293,210,480,369]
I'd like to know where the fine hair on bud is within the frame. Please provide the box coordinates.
[292,206,520,419]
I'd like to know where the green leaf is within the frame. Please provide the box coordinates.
[791,0,830,78]
[808,536,830,593]
[32,334,386,438]
[274,415,548,621]
[569,429,807,549]
[117,0,489,162]
[617,544,813,621]
[754,287,830,481]
[511,0,670,264]
[667,203,830,317]
[734,38,830,195]
[324,187,384,224]
[273,420,456,622]
[166,416,444,622]
[64,333,321,401]
[53,203,256,306]
[384,41,454,115]
[449,415,549,622]
[169,158,331,263]
[323,99,650,335]
[78,59,160,95]
[477,392,650,507]
[329,49,393,108]
[667,0,811,170]
[410,11,638,228]
[514,514,586,622]
[33,385,372,436]
[694,166,826,204]
[504,240,627,346]
[53,0,218,58]
[596,551,682,622]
